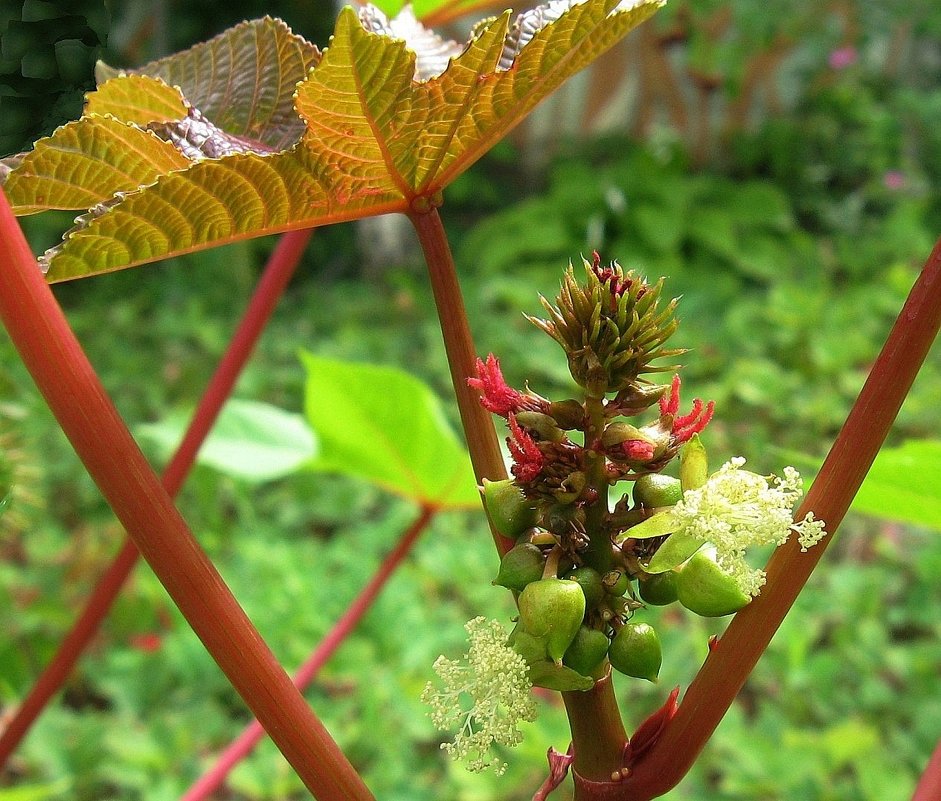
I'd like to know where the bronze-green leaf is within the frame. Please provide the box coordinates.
[85,74,189,124]
[116,16,321,150]
[36,0,662,281]
[41,146,406,281]
[2,116,190,215]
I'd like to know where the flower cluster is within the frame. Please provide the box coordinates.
[421,617,537,774]
[670,458,827,596]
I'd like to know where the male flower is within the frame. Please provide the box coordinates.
[422,617,537,774]
[669,458,827,596]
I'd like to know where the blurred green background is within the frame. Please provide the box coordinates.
[1,0,940,799]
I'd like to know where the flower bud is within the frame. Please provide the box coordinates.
[547,399,585,430]
[601,422,646,448]
[562,626,610,677]
[493,543,546,592]
[482,478,538,538]
[518,578,586,662]
[679,434,708,491]
[609,622,662,682]
[676,548,751,617]
[615,382,670,415]
[554,471,586,504]
[514,411,565,442]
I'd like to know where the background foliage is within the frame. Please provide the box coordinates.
[1,0,940,800]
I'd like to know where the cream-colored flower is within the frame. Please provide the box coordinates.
[670,458,827,596]
[421,617,537,774]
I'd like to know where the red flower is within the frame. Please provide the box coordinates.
[467,354,526,417]
[659,375,714,444]
[507,414,544,483]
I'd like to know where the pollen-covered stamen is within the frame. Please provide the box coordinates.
[468,354,525,417]
[507,414,544,483]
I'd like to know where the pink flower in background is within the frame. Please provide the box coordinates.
[883,171,905,190]
[828,46,858,70]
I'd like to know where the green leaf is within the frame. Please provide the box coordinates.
[2,116,190,214]
[38,0,663,281]
[300,351,479,509]
[85,74,190,124]
[794,439,941,532]
[621,509,677,540]
[528,660,595,691]
[646,531,706,574]
[0,781,70,801]
[136,399,318,483]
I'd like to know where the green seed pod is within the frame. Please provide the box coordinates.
[518,578,586,662]
[564,566,605,609]
[632,474,683,509]
[608,622,662,682]
[482,478,538,538]
[562,625,610,677]
[638,571,679,606]
[493,543,546,592]
[676,549,751,617]
[602,570,630,596]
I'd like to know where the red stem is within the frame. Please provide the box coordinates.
[912,738,941,801]
[181,505,437,801]
[0,194,373,801]
[0,229,312,768]
[407,207,514,556]
[624,237,941,800]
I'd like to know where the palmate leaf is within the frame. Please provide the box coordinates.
[2,116,191,215]
[95,17,322,150]
[85,74,190,124]
[1,18,320,216]
[10,0,662,282]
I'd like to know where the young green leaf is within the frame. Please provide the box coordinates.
[27,0,662,282]
[792,439,941,532]
[300,351,479,509]
[136,399,318,483]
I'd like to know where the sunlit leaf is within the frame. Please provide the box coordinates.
[792,439,941,532]
[33,0,662,281]
[85,74,189,124]
[2,116,190,214]
[300,351,479,509]
[137,399,318,483]
[41,147,406,280]
[112,16,321,150]
[646,531,705,573]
